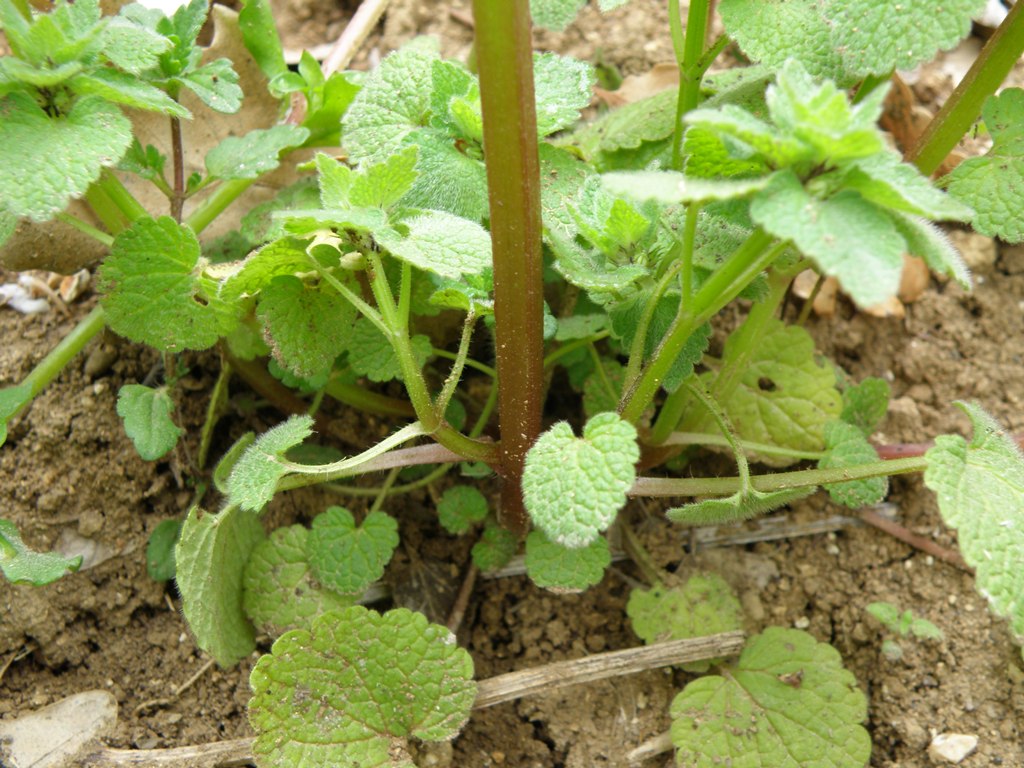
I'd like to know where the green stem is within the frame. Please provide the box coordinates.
[197,361,231,471]
[663,431,825,461]
[684,379,750,490]
[324,376,416,418]
[474,0,545,536]
[55,212,114,247]
[542,331,611,369]
[83,185,128,235]
[622,260,685,398]
[325,463,452,498]
[680,203,699,300]
[436,313,478,418]
[619,519,665,587]
[96,170,147,221]
[669,0,713,169]
[907,0,1024,175]
[368,467,401,515]
[432,348,496,379]
[631,456,928,498]
[185,179,256,235]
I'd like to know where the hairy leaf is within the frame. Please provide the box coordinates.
[840,376,890,436]
[206,125,310,180]
[668,487,815,526]
[0,518,82,585]
[532,53,594,137]
[376,211,492,278]
[0,382,32,448]
[346,318,432,383]
[437,486,489,535]
[819,420,888,508]
[471,523,518,572]
[116,384,183,461]
[525,531,610,593]
[227,415,315,512]
[307,507,399,595]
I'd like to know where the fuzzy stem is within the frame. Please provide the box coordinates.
[323,376,416,418]
[907,0,1024,175]
[668,0,713,169]
[55,212,114,247]
[473,0,545,536]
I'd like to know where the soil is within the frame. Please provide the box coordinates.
[3,1,1024,767]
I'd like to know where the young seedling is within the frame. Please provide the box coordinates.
[866,601,945,661]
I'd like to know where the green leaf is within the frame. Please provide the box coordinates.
[307,507,399,595]
[100,15,171,74]
[98,216,239,351]
[396,129,490,221]
[523,412,639,548]
[471,523,518,572]
[668,487,815,526]
[249,606,477,768]
[751,172,905,308]
[227,415,315,512]
[116,384,184,461]
[840,376,890,436]
[529,0,586,30]
[582,358,625,419]
[890,212,971,288]
[242,525,353,636]
[69,69,189,116]
[347,318,432,383]
[376,211,492,279]
[708,318,842,459]
[348,145,419,210]
[540,143,593,238]
[525,531,610,592]
[865,601,901,633]
[256,275,355,381]
[0,518,82,585]
[175,505,266,666]
[627,573,744,672]
[602,171,770,205]
[146,518,180,582]
[947,89,1024,244]
[177,58,242,113]
[219,236,315,301]
[437,485,489,535]
[205,125,310,180]
[213,432,255,493]
[0,382,33,447]
[670,627,870,767]
[532,53,594,137]
[238,0,288,82]
[0,92,132,221]
[843,151,973,221]
[924,403,1024,639]
[818,420,888,508]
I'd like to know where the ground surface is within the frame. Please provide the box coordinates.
[2,1,1024,767]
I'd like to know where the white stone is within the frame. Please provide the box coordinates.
[0,690,117,768]
[927,733,979,764]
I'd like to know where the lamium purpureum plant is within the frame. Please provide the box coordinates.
[2,0,1024,765]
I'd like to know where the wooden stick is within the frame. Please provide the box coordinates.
[322,0,391,77]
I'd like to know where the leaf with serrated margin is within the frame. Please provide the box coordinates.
[671,627,870,767]
[685,106,809,169]
[603,170,769,205]
[668,487,815,526]
[819,420,888,508]
[831,0,984,77]
[947,89,1024,244]
[376,211,491,278]
[349,145,419,210]
[530,0,586,30]
[890,212,971,288]
[437,486,489,535]
[0,518,81,585]
[0,93,131,221]
[342,38,439,164]
[397,129,489,222]
[249,606,477,768]
[472,523,518,572]
[176,505,265,666]
[257,275,355,381]
[99,216,240,350]
[177,58,242,113]
[577,88,676,159]
[206,125,310,180]
[840,376,890,436]
[582,358,624,419]
[523,412,638,548]
[548,231,647,295]
[751,172,906,308]
[628,573,743,672]
[116,384,183,461]
[844,152,973,221]
[533,53,594,137]
[525,531,610,592]
[100,15,170,74]
[242,525,352,636]
[682,126,770,180]
[227,415,315,512]
[69,69,190,116]
[219,237,314,302]
[924,403,1024,640]
[347,318,432,383]
[709,317,842,459]
[307,507,399,595]
[0,382,32,448]
[540,143,593,238]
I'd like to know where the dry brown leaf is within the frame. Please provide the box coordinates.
[594,62,679,108]
[898,254,930,303]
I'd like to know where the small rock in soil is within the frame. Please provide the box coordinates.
[0,690,117,768]
[927,732,979,764]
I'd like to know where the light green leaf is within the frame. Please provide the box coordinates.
[471,523,518,572]
[100,16,171,74]
[397,129,490,221]
[751,172,906,308]
[227,415,315,512]
[146,518,180,582]
[219,237,315,302]
[346,318,432,383]
[668,487,815,526]
[523,412,639,548]
[627,573,744,672]
[237,0,288,82]
[175,505,266,666]
[242,525,353,636]
[840,376,890,436]
[532,52,594,137]
[924,402,1024,639]
[540,143,593,238]
[670,627,870,767]
[530,0,586,30]
[116,384,184,461]
[525,531,610,593]
[348,145,419,210]
[818,420,888,508]
[98,216,239,351]
[177,58,242,113]
[69,69,190,116]
[582,358,625,419]
[376,211,491,279]
[437,486,489,535]
[685,106,808,169]
[249,606,477,768]
[0,92,132,221]
[843,151,973,221]
[257,275,355,381]
[0,518,82,585]
[206,125,310,180]
[0,382,33,447]
[307,507,399,595]
[602,171,770,204]
[947,89,1024,244]
[890,212,971,288]
[576,88,677,157]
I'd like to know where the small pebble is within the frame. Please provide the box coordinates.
[927,733,978,764]
[793,616,810,629]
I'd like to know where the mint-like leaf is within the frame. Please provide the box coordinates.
[177,58,242,113]
[376,211,492,279]
[116,384,184,461]
[819,420,888,508]
[100,16,172,75]
[99,216,240,351]
[396,129,489,221]
[70,69,190,117]
[532,53,594,137]
[176,505,266,666]
[602,171,770,205]
[843,151,973,221]
[0,518,82,585]
[146,518,180,581]
[924,403,1024,639]
[670,627,870,767]
[227,415,315,512]
[0,93,132,221]
[523,412,638,548]
[219,237,315,302]
[347,318,432,383]
[525,531,610,593]
[890,212,971,288]
[530,0,586,30]
[840,376,890,436]
[242,525,353,636]
[582,358,625,419]
[627,573,744,672]
[249,606,477,768]
[205,125,310,180]
[471,523,518,572]
[237,0,288,83]
[668,487,815,526]
[307,507,399,595]
[437,486,489,535]
[348,145,419,210]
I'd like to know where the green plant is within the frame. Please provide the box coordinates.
[866,601,945,661]
[2,0,1024,764]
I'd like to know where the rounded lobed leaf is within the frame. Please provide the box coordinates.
[524,531,610,593]
[116,384,183,461]
[523,412,639,548]
[226,415,315,512]
[249,606,477,768]
[471,523,518,572]
[818,420,889,508]
[437,486,489,535]
[307,507,399,595]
